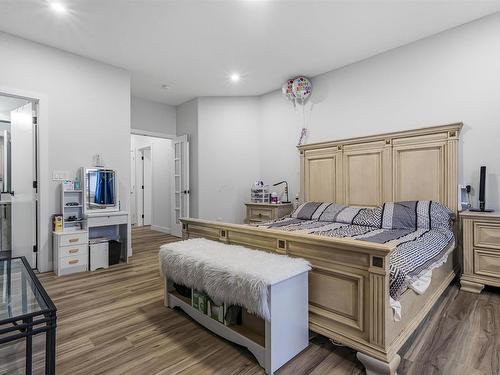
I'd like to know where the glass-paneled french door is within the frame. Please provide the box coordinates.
[171,135,189,237]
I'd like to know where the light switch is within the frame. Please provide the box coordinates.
[53,170,69,180]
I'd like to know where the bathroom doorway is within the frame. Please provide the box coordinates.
[0,94,38,268]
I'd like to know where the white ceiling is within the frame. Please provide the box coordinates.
[1,1,500,105]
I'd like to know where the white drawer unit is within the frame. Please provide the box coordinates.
[53,230,89,276]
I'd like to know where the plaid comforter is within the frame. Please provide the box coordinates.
[258,201,455,300]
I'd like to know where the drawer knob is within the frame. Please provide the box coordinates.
[258,213,262,217]
[69,249,79,254]
[68,259,79,265]
[69,238,79,243]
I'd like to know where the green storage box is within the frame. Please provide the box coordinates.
[208,300,225,323]
[192,290,208,314]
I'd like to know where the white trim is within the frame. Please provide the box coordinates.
[150,225,171,235]
[131,128,175,140]
[0,85,49,272]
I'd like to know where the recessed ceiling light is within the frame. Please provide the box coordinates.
[230,73,240,82]
[50,2,67,14]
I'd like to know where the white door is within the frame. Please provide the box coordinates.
[171,135,189,237]
[10,102,36,267]
[143,148,152,226]
[130,150,137,225]
[136,149,144,226]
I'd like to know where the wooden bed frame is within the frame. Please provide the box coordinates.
[180,123,462,375]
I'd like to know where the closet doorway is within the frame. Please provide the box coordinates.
[0,94,39,268]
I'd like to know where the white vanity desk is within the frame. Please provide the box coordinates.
[86,210,131,261]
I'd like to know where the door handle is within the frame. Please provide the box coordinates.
[182,190,190,194]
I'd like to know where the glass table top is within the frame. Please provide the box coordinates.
[0,258,49,322]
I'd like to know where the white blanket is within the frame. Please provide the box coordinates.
[159,238,311,321]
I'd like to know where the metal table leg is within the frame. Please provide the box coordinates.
[45,312,56,375]
[25,317,33,375]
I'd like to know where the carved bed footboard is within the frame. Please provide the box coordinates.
[181,218,397,363]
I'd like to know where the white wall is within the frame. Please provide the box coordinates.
[131,134,172,232]
[0,32,131,271]
[176,99,199,217]
[198,97,260,223]
[131,96,176,135]
[259,12,500,210]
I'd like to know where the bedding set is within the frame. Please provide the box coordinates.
[258,200,455,309]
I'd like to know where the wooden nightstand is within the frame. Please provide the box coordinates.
[245,203,293,224]
[460,210,500,293]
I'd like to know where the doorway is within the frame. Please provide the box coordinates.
[130,133,171,233]
[130,131,189,237]
[0,94,38,268]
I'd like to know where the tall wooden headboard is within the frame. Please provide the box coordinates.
[298,123,462,213]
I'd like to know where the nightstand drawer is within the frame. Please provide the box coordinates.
[474,249,500,278]
[474,222,500,250]
[60,244,88,258]
[60,232,88,247]
[249,208,273,221]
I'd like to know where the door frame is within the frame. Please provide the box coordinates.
[0,86,47,272]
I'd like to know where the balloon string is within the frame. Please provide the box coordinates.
[298,101,307,146]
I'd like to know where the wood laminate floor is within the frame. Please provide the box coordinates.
[1,226,499,374]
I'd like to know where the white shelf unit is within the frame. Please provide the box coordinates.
[53,183,89,276]
[61,186,87,231]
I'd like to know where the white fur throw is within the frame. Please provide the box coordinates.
[159,238,311,320]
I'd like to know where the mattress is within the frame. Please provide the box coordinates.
[258,200,455,301]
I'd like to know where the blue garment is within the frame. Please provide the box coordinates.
[94,171,114,205]
[107,174,114,205]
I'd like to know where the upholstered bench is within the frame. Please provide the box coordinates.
[159,238,311,375]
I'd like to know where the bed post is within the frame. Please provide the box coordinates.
[182,222,189,239]
[356,352,400,375]
[356,253,399,375]
[299,150,305,203]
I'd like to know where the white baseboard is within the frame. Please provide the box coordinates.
[151,225,171,235]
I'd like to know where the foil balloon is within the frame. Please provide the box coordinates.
[292,76,312,102]
[281,79,295,102]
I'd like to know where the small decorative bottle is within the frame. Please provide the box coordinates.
[294,195,300,210]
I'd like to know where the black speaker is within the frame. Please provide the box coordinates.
[479,166,486,210]
[470,166,494,212]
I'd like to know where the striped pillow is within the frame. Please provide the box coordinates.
[292,200,453,230]
[381,201,453,230]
